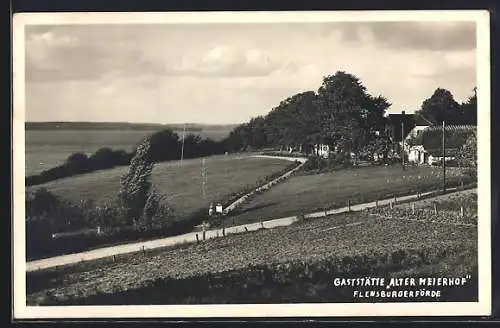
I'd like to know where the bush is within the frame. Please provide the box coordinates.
[456,133,477,179]
[26,148,135,187]
[135,188,175,232]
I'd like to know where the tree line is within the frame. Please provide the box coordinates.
[222,71,477,159]
[416,87,477,125]
[223,71,393,163]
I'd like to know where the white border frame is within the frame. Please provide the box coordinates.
[12,10,491,319]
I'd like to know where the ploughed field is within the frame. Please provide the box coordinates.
[27,192,478,305]
[225,165,472,226]
[27,154,292,220]
[25,128,231,176]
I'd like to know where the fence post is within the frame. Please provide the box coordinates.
[142,245,145,255]
[347,199,351,212]
[412,203,415,215]
[460,206,464,217]
[222,227,226,237]
[196,234,200,243]
[461,181,464,190]
[375,199,379,208]
[393,193,397,205]
[113,255,116,263]
[390,201,393,210]
[260,220,264,229]
[434,203,438,215]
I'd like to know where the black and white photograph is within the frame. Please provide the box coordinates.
[13,10,491,318]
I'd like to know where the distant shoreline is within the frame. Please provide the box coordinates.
[25,121,240,131]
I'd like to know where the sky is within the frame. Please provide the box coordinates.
[24,20,477,124]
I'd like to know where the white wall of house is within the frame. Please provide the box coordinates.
[314,144,330,158]
[408,145,426,164]
[427,155,455,165]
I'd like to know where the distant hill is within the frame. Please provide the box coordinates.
[25,121,240,132]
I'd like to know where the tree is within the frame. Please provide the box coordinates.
[182,134,203,159]
[116,136,155,226]
[416,88,461,124]
[148,129,181,162]
[456,132,477,179]
[316,71,390,156]
[90,147,116,170]
[65,152,90,172]
[115,136,174,229]
[460,87,477,125]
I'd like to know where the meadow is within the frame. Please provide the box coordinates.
[225,165,473,226]
[27,154,292,221]
[25,128,232,176]
[26,191,478,305]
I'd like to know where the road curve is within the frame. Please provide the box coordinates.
[222,155,308,214]
[26,184,475,272]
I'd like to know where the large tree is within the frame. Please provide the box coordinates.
[264,91,320,148]
[116,137,155,226]
[417,88,461,124]
[316,71,391,155]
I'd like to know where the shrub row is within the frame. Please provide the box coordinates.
[26,129,230,187]
[26,148,133,186]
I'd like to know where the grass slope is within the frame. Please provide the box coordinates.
[225,165,471,226]
[27,154,292,220]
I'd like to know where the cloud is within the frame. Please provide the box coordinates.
[25,27,150,82]
[407,49,476,84]
[24,23,477,124]
[339,21,476,51]
[164,45,282,77]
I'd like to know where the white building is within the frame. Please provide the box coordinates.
[313,144,331,158]
[408,145,427,164]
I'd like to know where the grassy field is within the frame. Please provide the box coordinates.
[25,128,232,175]
[225,165,472,226]
[26,192,477,305]
[27,154,292,220]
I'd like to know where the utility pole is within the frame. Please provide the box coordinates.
[201,157,207,200]
[180,123,186,166]
[442,120,446,193]
[401,110,406,171]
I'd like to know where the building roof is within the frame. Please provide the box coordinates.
[423,124,476,132]
[413,113,433,126]
[412,125,476,151]
[386,113,430,142]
